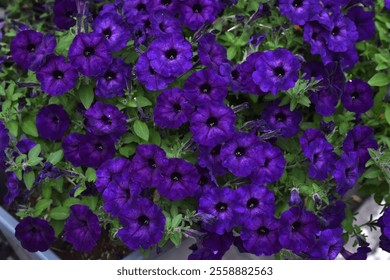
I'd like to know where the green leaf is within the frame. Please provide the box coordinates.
[368,73,390,87]
[119,144,136,157]
[28,144,41,159]
[79,84,94,109]
[170,231,182,247]
[50,220,65,236]
[49,206,70,220]
[135,96,152,107]
[385,105,390,126]
[171,214,182,228]
[149,129,161,146]
[81,196,98,211]
[56,30,75,56]
[63,198,81,207]
[21,119,38,137]
[363,167,382,179]
[33,199,53,216]
[42,184,52,199]
[7,120,18,137]
[133,120,149,141]
[23,172,35,190]
[74,185,87,197]
[47,150,64,165]
[227,46,238,60]
[28,157,43,166]
[85,168,96,182]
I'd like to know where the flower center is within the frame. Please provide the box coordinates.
[200,83,211,94]
[215,202,228,212]
[192,3,202,13]
[331,26,340,36]
[234,147,246,157]
[159,22,166,32]
[65,10,74,18]
[171,172,182,182]
[165,49,178,60]
[257,226,269,236]
[291,221,301,231]
[52,115,60,124]
[137,215,150,226]
[101,115,112,125]
[198,175,208,186]
[263,157,270,167]
[292,0,303,8]
[275,112,286,122]
[273,66,285,78]
[246,198,259,209]
[103,28,112,39]
[53,70,64,80]
[231,69,239,80]
[149,66,156,75]
[351,91,360,100]
[206,117,218,128]
[173,103,182,113]
[144,19,151,28]
[84,46,95,57]
[95,143,104,151]
[105,70,116,81]
[26,43,36,52]
[148,158,157,168]
[211,145,221,156]
[137,3,146,11]
[162,0,172,5]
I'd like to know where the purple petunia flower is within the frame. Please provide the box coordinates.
[84,101,126,140]
[198,33,228,69]
[92,12,131,52]
[95,58,131,98]
[324,13,358,53]
[341,246,372,260]
[198,187,238,235]
[220,132,262,177]
[96,157,132,193]
[36,104,70,141]
[123,0,151,25]
[53,0,77,30]
[234,184,276,228]
[0,121,9,163]
[158,158,200,200]
[341,79,373,114]
[262,100,302,138]
[299,128,326,153]
[195,165,218,196]
[15,138,36,155]
[288,188,303,207]
[249,141,286,185]
[135,52,174,91]
[184,68,228,106]
[68,32,112,77]
[188,232,234,260]
[333,152,360,196]
[36,55,78,96]
[240,214,282,256]
[151,0,180,14]
[278,0,321,26]
[150,10,182,37]
[154,88,190,129]
[379,208,390,240]
[62,133,84,167]
[239,52,265,95]
[198,144,227,177]
[346,6,375,42]
[303,138,336,181]
[147,33,192,78]
[79,134,116,168]
[279,207,320,254]
[190,103,236,147]
[63,205,101,252]
[179,0,222,30]
[252,48,301,94]
[4,172,21,207]
[103,175,141,217]
[320,200,346,229]
[342,125,378,173]
[118,198,165,250]
[309,228,343,260]
[15,217,55,252]
[10,30,47,70]
[130,144,169,188]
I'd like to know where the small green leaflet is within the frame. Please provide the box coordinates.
[133,120,149,141]
[79,83,94,109]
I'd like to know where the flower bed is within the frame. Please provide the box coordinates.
[1,0,390,260]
